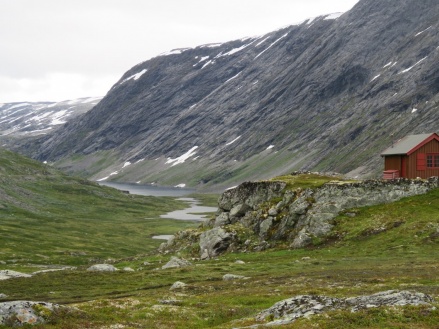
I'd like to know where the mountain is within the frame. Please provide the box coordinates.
[0,97,101,148]
[16,0,439,189]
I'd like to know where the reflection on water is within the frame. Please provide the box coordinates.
[160,197,217,221]
[151,235,173,240]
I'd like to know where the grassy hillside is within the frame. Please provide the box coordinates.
[0,148,197,266]
[0,165,437,327]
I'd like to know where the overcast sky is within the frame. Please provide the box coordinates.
[0,0,359,103]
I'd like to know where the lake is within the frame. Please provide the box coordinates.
[98,181,195,197]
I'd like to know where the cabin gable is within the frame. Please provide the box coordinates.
[381,133,439,179]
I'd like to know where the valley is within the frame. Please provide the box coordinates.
[0,0,438,327]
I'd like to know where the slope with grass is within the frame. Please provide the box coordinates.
[0,170,438,328]
[0,147,197,266]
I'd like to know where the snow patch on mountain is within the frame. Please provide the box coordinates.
[399,57,428,74]
[415,26,432,36]
[254,33,289,60]
[166,146,199,166]
[324,12,343,20]
[226,136,241,146]
[121,69,147,84]
[225,72,242,83]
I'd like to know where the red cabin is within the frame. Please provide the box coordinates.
[381,133,439,179]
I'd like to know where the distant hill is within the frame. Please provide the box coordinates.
[0,97,101,148]
[16,0,439,190]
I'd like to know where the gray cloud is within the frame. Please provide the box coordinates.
[0,0,359,102]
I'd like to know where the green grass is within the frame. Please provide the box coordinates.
[0,148,197,266]
[0,150,438,328]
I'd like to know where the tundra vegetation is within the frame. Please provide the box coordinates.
[0,148,438,328]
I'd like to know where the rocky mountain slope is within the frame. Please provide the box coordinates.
[18,0,439,189]
[0,97,101,148]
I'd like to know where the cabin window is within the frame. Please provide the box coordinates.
[426,154,439,168]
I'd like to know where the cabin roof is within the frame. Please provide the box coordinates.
[381,133,439,156]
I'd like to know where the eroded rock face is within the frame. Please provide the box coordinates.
[159,175,438,257]
[213,177,439,250]
[256,290,434,326]
[218,181,287,214]
[199,227,234,260]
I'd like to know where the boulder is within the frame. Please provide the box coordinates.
[87,264,118,272]
[223,274,248,281]
[0,270,32,280]
[0,301,61,326]
[170,281,187,290]
[199,227,233,260]
[162,257,192,269]
[256,290,434,326]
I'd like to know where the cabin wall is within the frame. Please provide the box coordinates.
[384,155,402,171]
[407,139,439,178]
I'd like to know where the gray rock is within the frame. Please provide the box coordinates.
[256,290,434,326]
[170,281,187,290]
[159,299,182,305]
[161,256,192,269]
[268,207,278,216]
[123,267,135,272]
[235,260,245,264]
[86,264,118,272]
[223,274,248,281]
[290,229,312,249]
[0,270,32,280]
[0,294,7,299]
[230,204,251,217]
[259,217,273,238]
[0,301,61,325]
[199,227,233,260]
[214,212,230,227]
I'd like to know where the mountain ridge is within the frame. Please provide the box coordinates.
[15,0,439,189]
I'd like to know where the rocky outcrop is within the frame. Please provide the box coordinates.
[254,290,434,326]
[162,174,438,258]
[208,176,439,252]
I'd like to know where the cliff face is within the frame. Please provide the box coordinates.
[161,174,439,259]
[19,0,439,188]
